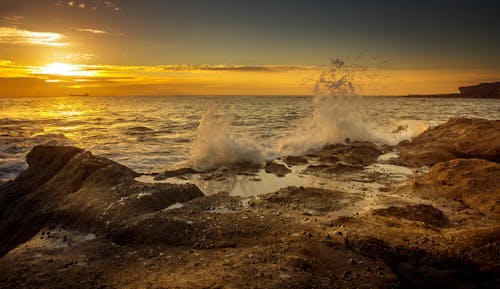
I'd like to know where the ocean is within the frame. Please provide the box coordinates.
[1,95,499,182]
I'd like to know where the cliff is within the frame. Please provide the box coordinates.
[459,82,500,98]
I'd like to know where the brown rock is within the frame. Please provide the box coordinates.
[153,167,198,180]
[262,186,358,214]
[412,158,500,217]
[282,156,308,166]
[372,204,449,227]
[0,145,204,256]
[318,142,384,166]
[264,162,291,177]
[397,118,500,166]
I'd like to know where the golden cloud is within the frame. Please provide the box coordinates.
[0,27,68,47]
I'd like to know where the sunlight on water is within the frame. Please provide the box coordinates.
[0,95,499,181]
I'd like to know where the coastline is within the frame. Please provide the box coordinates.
[397,93,499,99]
[0,117,498,289]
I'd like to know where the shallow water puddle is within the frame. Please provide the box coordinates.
[136,158,417,200]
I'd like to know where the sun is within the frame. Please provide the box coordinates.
[38,62,95,77]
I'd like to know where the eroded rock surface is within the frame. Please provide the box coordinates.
[318,141,385,166]
[283,155,308,166]
[411,158,500,218]
[264,161,291,177]
[0,146,203,257]
[372,204,449,227]
[396,118,500,166]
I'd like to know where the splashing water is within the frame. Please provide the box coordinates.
[187,106,272,170]
[186,58,427,170]
[278,59,427,155]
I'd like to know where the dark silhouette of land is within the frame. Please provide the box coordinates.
[402,81,500,99]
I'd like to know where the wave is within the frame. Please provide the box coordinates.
[180,58,427,169]
[278,58,426,155]
[186,106,273,170]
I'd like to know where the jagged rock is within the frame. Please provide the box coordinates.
[304,162,363,175]
[372,204,449,227]
[262,186,360,214]
[319,142,384,166]
[411,158,500,218]
[0,145,203,256]
[396,118,500,166]
[282,156,308,166]
[264,162,291,177]
[0,146,83,217]
[324,162,364,174]
[153,167,198,180]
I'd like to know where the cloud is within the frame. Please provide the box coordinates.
[75,27,124,36]
[0,59,320,91]
[56,0,121,12]
[0,27,68,46]
[2,16,24,25]
[93,64,320,73]
[76,28,109,34]
[50,53,95,62]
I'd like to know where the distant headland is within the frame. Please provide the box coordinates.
[404,81,500,99]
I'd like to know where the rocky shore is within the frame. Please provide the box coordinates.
[0,118,498,289]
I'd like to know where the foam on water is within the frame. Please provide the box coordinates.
[0,69,498,180]
[186,106,274,170]
[278,59,427,155]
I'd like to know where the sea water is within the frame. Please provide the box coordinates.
[0,95,499,182]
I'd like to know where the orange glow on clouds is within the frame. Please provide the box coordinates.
[0,27,68,47]
[36,63,96,77]
[1,58,499,97]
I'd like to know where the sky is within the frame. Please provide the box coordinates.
[0,0,499,96]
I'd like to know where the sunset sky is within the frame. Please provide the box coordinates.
[1,0,499,96]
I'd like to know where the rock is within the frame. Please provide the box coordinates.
[153,167,198,180]
[264,162,291,177]
[0,145,203,256]
[304,164,331,174]
[304,162,362,175]
[412,158,500,218]
[0,146,83,217]
[262,186,359,214]
[317,155,341,163]
[324,162,363,174]
[318,142,384,166]
[397,118,500,166]
[372,204,449,227]
[282,156,308,166]
[459,82,500,98]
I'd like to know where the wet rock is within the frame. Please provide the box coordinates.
[264,162,291,177]
[322,142,384,164]
[372,204,449,227]
[262,186,359,214]
[283,156,308,166]
[412,158,500,218]
[304,162,362,175]
[303,164,331,174]
[154,167,198,180]
[342,145,384,165]
[318,155,341,163]
[324,162,363,174]
[396,118,500,166]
